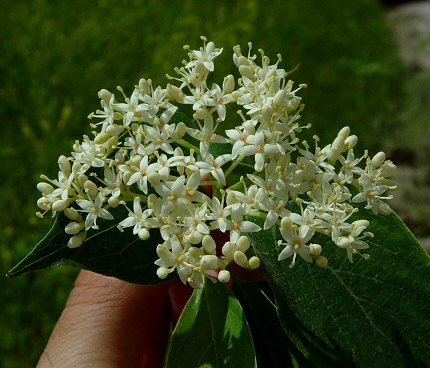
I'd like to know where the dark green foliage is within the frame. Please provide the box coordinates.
[7,208,174,285]
[165,279,256,368]
[248,209,430,367]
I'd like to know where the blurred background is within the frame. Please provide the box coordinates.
[1,0,429,366]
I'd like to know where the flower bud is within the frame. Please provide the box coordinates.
[107,136,118,148]
[166,84,184,101]
[222,241,235,259]
[52,200,67,212]
[206,41,215,54]
[37,197,51,210]
[273,89,286,109]
[337,126,350,141]
[331,135,345,152]
[98,89,112,103]
[238,65,254,80]
[37,182,54,194]
[67,232,86,248]
[218,270,231,283]
[157,267,170,279]
[202,235,216,254]
[195,61,207,76]
[372,152,386,168]
[193,107,209,120]
[236,55,251,67]
[200,255,219,272]
[106,124,124,137]
[64,208,81,221]
[223,74,235,94]
[309,243,322,256]
[123,170,133,185]
[131,154,142,166]
[148,172,161,186]
[281,216,293,230]
[262,102,274,120]
[138,78,151,95]
[351,220,369,230]
[174,122,187,139]
[226,191,238,205]
[84,180,98,198]
[380,162,396,177]
[236,235,250,252]
[187,231,203,244]
[65,222,82,235]
[138,228,150,240]
[337,235,354,248]
[94,132,110,145]
[234,250,248,267]
[108,196,120,208]
[248,256,260,269]
[316,255,328,267]
[78,174,88,187]
[58,155,71,175]
[345,135,358,149]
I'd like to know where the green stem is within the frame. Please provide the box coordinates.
[224,155,245,179]
[177,138,200,155]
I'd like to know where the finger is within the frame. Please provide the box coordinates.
[37,270,170,368]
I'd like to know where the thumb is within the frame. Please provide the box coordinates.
[37,270,170,368]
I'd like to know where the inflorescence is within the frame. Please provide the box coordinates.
[36,37,397,288]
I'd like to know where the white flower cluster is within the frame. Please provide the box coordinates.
[36,36,397,288]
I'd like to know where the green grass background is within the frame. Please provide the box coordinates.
[1,0,428,366]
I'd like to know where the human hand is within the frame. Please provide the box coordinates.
[37,270,192,368]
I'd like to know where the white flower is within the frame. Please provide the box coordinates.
[225,119,256,159]
[183,203,210,244]
[102,167,123,198]
[140,84,170,116]
[352,158,396,214]
[238,131,280,172]
[208,192,230,233]
[89,89,117,132]
[168,148,212,174]
[186,115,229,158]
[143,122,175,154]
[259,197,289,230]
[127,155,158,194]
[185,36,223,73]
[113,88,147,126]
[226,205,261,243]
[278,224,314,267]
[288,206,318,231]
[336,236,369,263]
[76,192,114,230]
[72,136,106,169]
[226,183,258,213]
[119,197,152,239]
[146,194,181,240]
[154,236,185,279]
[201,152,232,186]
[154,175,189,215]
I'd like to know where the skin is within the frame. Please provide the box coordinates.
[37,270,192,368]
[36,227,263,368]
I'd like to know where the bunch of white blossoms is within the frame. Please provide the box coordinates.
[36,37,397,288]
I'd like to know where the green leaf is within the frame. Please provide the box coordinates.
[165,278,257,368]
[231,277,313,368]
[249,209,430,367]
[7,206,174,285]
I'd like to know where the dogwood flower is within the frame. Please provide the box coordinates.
[35,37,397,288]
